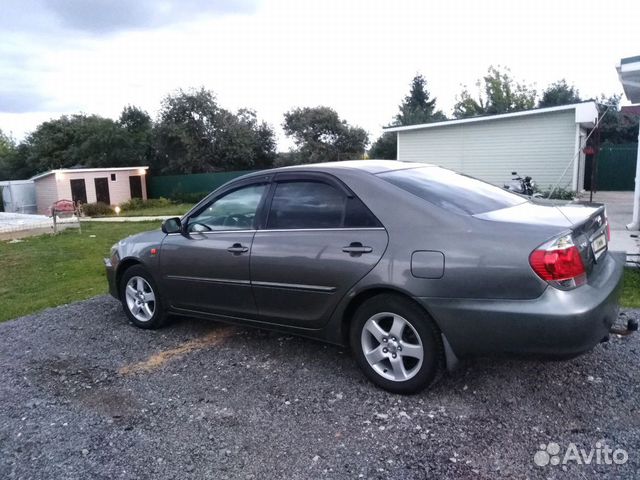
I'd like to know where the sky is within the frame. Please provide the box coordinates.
[1,0,639,150]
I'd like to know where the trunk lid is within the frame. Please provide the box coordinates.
[565,203,608,276]
[474,200,608,276]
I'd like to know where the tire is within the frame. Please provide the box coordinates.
[350,294,444,394]
[119,264,167,329]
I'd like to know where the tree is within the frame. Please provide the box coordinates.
[453,66,537,118]
[120,105,152,132]
[368,133,397,160]
[214,109,276,171]
[14,114,137,177]
[118,105,154,166]
[452,88,485,119]
[3,111,158,179]
[0,129,17,180]
[154,88,276,173]
[538,80,581,108]
[395,74,447,126]
[368,73,446,160]
[282,106,368,163]
[597,94,639,145]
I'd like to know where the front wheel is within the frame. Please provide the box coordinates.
[350,294,443,394]
[119,264,167,329]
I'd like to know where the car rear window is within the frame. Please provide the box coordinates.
[378,166,526,215]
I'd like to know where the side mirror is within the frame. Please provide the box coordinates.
[161,217,182,234]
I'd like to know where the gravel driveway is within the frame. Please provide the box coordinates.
[1,296,639,479]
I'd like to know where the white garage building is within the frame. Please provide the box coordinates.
[384,102,599,191]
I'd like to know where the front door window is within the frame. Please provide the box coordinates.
[187,184,267,232]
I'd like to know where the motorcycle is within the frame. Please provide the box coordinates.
[503,172,542,197]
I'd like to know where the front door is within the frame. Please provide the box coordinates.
[70,179,87,204]
[94,177,110,204]
[129,175,143,199]
[251,175,388,328]
[160,182,268,317]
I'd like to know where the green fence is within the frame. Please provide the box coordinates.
[595,144,637,191]
[148,170,258,199]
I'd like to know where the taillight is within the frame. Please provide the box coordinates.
[529,234,586,290]
[605,210,611,241]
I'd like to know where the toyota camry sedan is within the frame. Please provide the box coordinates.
[105,160,624,393]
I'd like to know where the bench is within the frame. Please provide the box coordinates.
[49,199,82,234]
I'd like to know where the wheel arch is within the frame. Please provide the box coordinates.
[339,286,440,345]
[338,286,459,371]
[115,257,142,298]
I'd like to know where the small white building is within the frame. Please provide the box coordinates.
[31,166,149,215]
[384,102,599,191]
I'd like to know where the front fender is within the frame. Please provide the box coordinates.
[108,229,166,295]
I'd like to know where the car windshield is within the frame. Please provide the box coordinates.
[378,166,527,215]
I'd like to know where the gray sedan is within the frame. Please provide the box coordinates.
[105,161,624,393]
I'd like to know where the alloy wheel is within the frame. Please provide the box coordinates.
[124,276,156,322]
[360,312,424,382]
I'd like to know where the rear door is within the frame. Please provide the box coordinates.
[160,180,269,317]
[129,176,143,199]
[70,179,87,204]
[94,177,110,204]
[250,172,388,328]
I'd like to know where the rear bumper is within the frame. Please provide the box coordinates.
[104,258,119,299]
[418,252,624,358]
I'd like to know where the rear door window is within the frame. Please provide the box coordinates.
[267,181,380,229]
[379,167,526,215]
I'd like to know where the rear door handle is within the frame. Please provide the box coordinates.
[227,243,249,254]
[342,242,373,255]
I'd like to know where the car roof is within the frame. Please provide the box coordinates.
[241,159,434,179]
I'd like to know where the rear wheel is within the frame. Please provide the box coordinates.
[350,294,443,394]
[119,265,167,329]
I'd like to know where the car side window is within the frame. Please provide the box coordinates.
[344,196,381,228]
[267,181,345,229]
[188,184,266,232]
[266,181,381,229]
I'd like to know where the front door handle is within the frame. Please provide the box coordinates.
[227,243,249,254]
[342,242,373,255]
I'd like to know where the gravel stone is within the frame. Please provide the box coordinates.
[0,295,638,479]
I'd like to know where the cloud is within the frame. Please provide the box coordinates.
[0,42,53,113]
[1,0,259,36]
[0,86,50,113]
[0,0,259,114]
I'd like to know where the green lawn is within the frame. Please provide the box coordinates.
[621,267,640,308]
[1,226,640,323]
[118,203,192,217]
[0,222,159,322]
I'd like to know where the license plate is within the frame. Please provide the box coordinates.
[591,233,607,260]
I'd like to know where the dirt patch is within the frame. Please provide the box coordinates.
[118,327,236,375]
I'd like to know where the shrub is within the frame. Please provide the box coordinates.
[169,191,209,204]
[83,202,114,217]
[119,197,174,211]
[539,187,575,201]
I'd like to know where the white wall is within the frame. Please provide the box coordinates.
[34,175,59,215]
[397,110,578,190]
